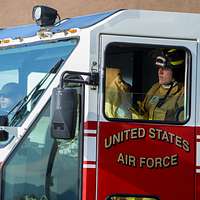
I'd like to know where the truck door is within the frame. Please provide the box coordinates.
[97,35,197,200]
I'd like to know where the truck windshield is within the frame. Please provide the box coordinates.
[0,38,78,126]
[2,84,82,200]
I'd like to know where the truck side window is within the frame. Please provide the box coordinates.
[107,195,159,200]
[104,43,189,123]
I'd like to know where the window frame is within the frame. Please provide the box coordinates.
[103,41,192,125]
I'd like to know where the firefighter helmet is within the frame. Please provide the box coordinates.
[155,49,185,69]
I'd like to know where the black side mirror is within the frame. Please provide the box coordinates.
[0,115,8,126]
[50,87,78,140]
[0,130,9,141]
[0,116,9,141]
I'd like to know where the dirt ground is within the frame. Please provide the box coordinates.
[1,0,200,27]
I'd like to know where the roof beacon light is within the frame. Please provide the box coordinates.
[32,5,60,27]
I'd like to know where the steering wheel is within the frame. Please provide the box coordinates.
[175,106,184,121]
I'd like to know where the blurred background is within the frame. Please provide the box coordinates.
[1,0,200,27]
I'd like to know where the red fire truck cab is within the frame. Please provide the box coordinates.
[0,6,199,200]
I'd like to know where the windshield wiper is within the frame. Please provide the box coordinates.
[8,58,64,126]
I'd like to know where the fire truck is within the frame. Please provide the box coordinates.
[0,5,199,200]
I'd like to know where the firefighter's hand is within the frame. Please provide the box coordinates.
[128,107,144,119]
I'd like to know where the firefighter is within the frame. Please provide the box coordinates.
[105,67,132,118]
[0,82,21,115]
[136,49,185,121]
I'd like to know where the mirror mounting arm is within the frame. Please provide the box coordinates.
[60,70,99,88]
